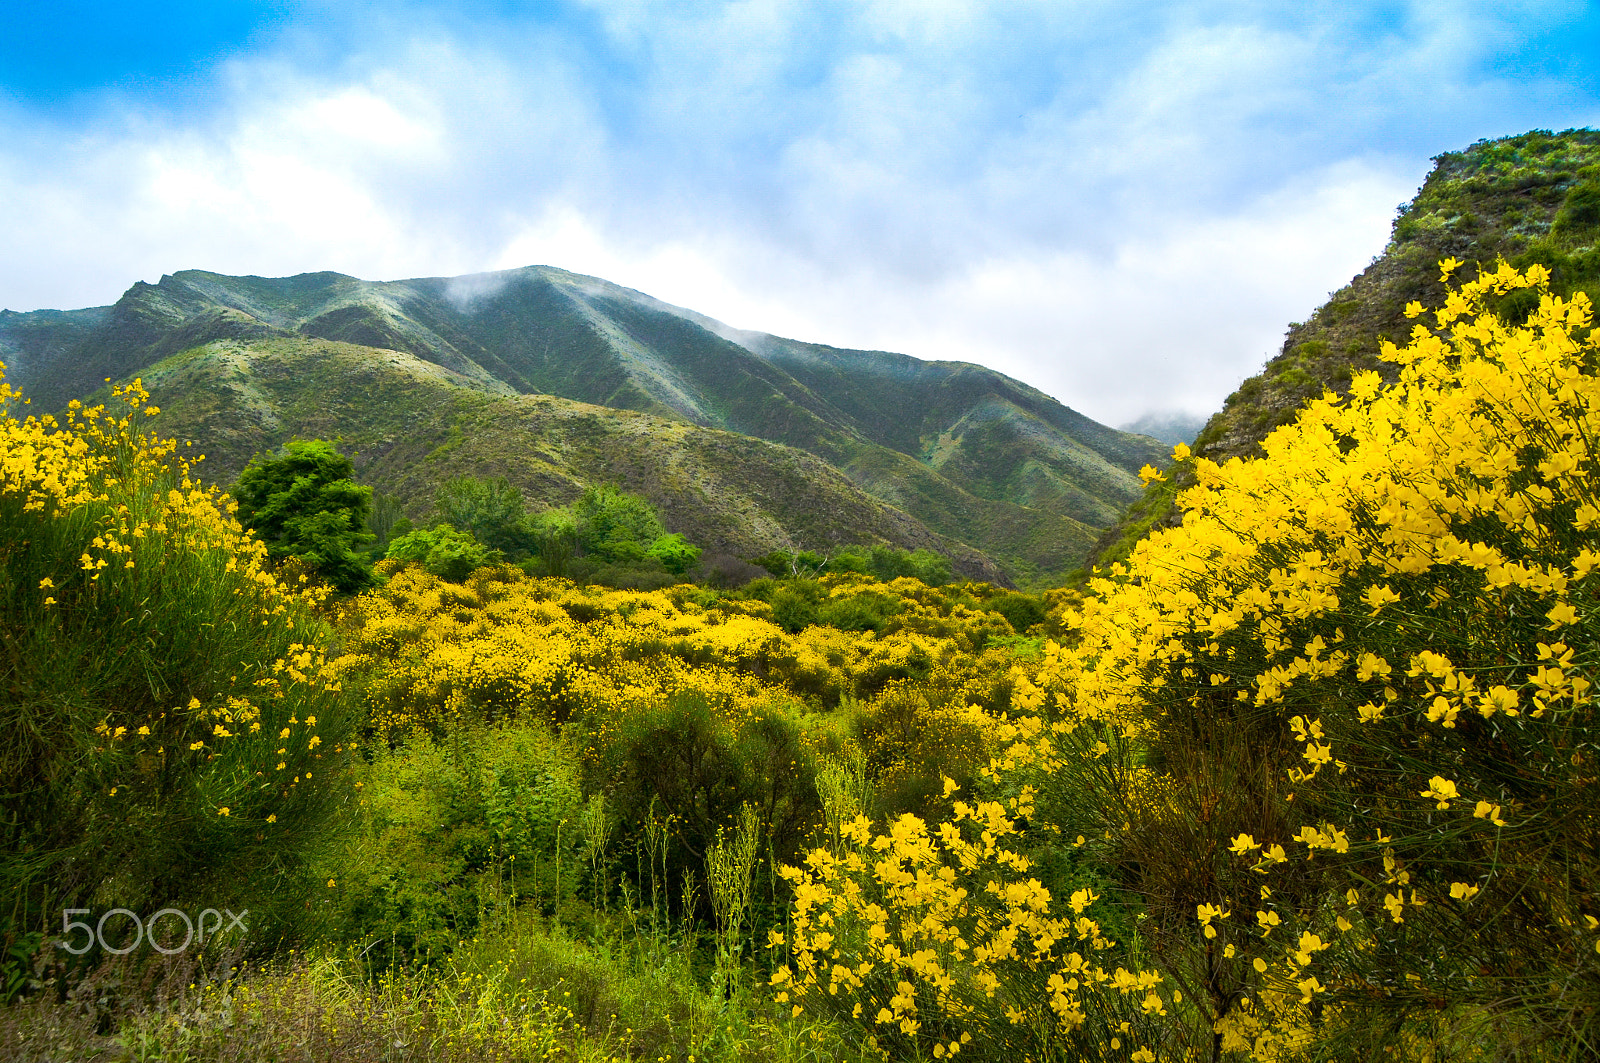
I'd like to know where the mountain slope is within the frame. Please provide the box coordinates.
[124,336,1011,583]
[3,265,1164,584]
[1087,126,1600,569]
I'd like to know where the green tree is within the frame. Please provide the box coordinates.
[367,490,405,548]
[646,532,702,574]
[434,475,534,556]
[572,483,666,562]
[231,439,376,592]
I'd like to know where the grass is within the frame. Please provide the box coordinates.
[0,902,872,1063]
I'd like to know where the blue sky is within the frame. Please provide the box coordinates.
[2,1,1598,425]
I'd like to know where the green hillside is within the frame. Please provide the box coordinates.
[121,336,1011,583]
[1088,126,1600,568]
[2,264,1163,585]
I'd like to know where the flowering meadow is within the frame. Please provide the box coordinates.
[5,261,1599,1061]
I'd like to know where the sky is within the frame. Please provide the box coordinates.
[2,2,1599,427]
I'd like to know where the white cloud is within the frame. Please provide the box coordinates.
[0,1,1594,428]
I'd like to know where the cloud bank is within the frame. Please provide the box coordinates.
[1,1,1597,425]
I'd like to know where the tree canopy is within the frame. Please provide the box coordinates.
[231,439,375,592]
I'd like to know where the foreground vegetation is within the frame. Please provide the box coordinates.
[5,258,1600,1060]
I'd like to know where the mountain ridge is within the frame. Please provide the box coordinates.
[2,263,1166,585]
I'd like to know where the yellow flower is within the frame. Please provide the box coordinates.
[218,807,230,817]
[1473,800,1507,827]
[1546,601,1578,628]
[1420,776,1459,809]
[1362,584,1401,615]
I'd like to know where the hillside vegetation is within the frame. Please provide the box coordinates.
[8,128,1600,1062]
[119,335,1011,583]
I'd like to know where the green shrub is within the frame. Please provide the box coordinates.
[591,693,821,922]
[1554,178,1600,239]
[230,439,376,592]
[572,483,664,561]
[815,589,902,632]
[982,590,1048,633]
[385,524,493,582]
[433,475,535,557]
[647,532,702,574]
[769,583,823,633]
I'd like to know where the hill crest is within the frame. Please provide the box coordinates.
[2,264,1166,586]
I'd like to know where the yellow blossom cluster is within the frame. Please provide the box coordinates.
[2,362,349,828]
[333,565,1030,757]
[779,263,1600,1058]
[773,777,1172,1060]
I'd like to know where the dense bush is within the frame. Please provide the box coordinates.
[0,372,356,948]
[231,438,376,592]
[591,691,823,917]
[434,474,535,556]
[385,523,494,581]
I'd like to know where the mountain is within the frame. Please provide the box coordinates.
[1088,126,1600,569]
[118,335,1013,582]
[1118,412,1207,447]
[1,266,1167,586]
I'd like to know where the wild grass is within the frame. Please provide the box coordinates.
[0,901,871,1063]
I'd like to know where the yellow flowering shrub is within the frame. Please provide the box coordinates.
[0,366,354,933]
[335,564,797,742]
[780,263,1600,1059]
[335,565,1031,754]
